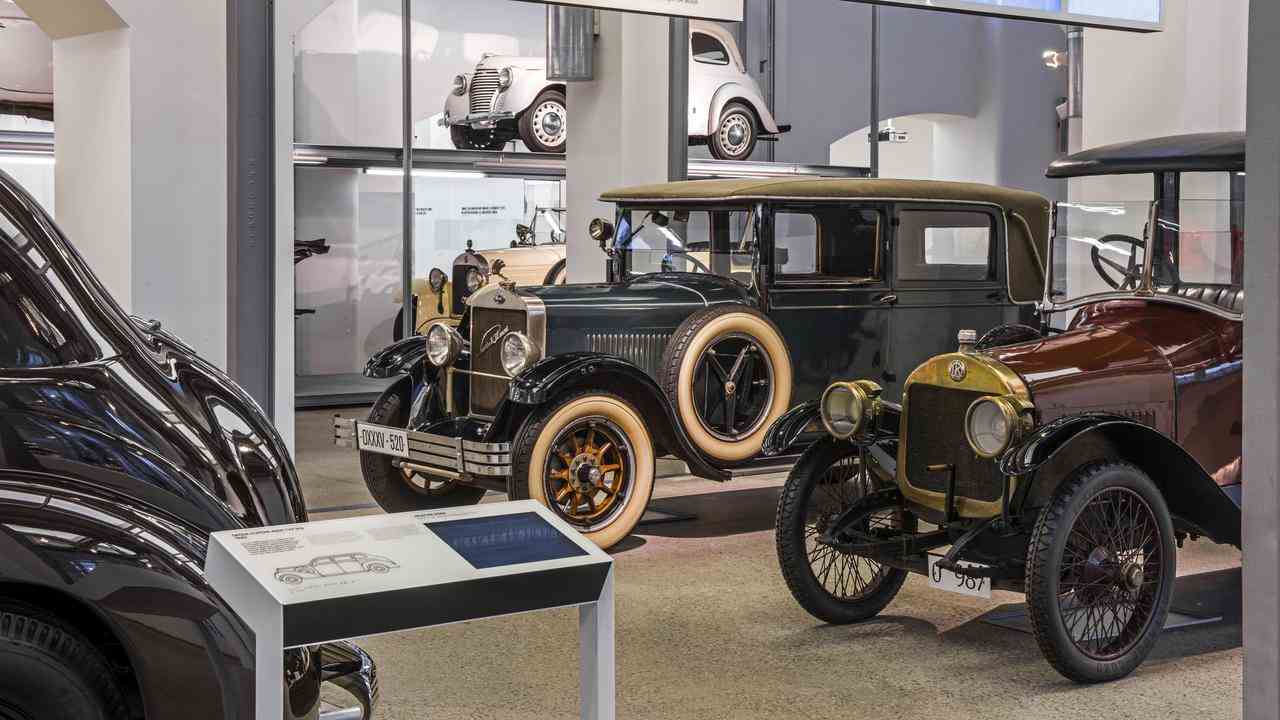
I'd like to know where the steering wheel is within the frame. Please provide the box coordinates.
[662,251,713,274]
[1090,234,1146,291]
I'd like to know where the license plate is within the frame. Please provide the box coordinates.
[928,554,992,599]
[356,423,409,458]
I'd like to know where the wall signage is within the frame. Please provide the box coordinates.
[841,0,1162,32]
[511,0,743,22]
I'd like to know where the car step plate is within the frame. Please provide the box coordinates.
[355,422,410,459]
[928,553,992,599]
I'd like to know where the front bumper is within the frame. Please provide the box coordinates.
[318,641,379,720]
[334,417,512,479]
[439,111,517,129]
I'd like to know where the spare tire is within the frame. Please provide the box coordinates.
[660,305,792,464]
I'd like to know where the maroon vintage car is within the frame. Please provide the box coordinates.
[768,132,1244,683]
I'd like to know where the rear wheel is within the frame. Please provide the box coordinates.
[708,102,758,161]
[776,438,913,624]
[0,602,130,720]
[360,377,487,512]
[1026,461,1176,683]
[511,391,654,549]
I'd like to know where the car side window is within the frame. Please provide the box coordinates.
[0,208,93,370]
[691,32,730,66]
[773,206,882,283]
[895,209,995,282]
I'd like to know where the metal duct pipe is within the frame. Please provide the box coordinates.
[1067,26,1083,120]
[547,6,594,81]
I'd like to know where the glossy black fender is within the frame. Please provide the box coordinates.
[501,353,730,482]
[1003,414,1240,546]
[364,336,430,379]
[761,401,819,457]
[0,470,327,720]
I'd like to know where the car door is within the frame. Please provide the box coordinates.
[763,202,894,407]
[884,203,1016,397]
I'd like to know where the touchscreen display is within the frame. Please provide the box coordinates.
[426,512,588,569]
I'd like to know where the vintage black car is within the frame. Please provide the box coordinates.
[337,178,1049,548]
[0,170,377,719]
[772,132,1245,683]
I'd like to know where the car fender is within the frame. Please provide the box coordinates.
[762,401,819,457]
[0,471,263,720]
[503,353,730,482]
[497,75,559,117]
[364,336,431,379]
[1004,414,1240,546]
[705,81,782,136]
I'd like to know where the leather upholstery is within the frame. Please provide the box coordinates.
[1166,283,1244,313]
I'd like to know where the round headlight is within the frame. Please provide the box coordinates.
[500,332,540,377]
[452,74,468,96]
[465,267,486,294]
[425,322,462,367]
[428,268,447,294]
[498,67,514,90]
[820,380,881,439]
[965,395,1023,458]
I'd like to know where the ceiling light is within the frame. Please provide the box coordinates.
[1043,49,1067,69]
[364,167,485,179]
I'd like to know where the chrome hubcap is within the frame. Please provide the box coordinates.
[531,100,567,148]
[719,113,752,155]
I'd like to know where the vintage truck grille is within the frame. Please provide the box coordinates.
[904,385,1004,504]
[469,69,501,114]
[469,307,527,417]
[587,332,670,379]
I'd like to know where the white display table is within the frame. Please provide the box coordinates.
[206,500,615,720]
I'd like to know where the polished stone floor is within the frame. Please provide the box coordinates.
[301,408,1243,720]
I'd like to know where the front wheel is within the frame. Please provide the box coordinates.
[776,438,913,624]
[0,602,131,719]
[519,89,568,154]
[1025,461,1176,683]
[360,377,487,513]
[511,391,655,549]
[450,125,509,151]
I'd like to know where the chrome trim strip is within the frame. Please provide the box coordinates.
[333,418,512,476]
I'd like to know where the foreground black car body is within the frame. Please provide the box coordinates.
[0,170,376,719]
[338,178,1047,548]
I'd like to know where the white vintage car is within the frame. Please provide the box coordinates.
[441,20,789,160]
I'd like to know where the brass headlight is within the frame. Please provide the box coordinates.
[425,322,463,367]
[965,395,1032,458]
[500,332,540,377]
[428,268,447,294]
[820,380,882,439]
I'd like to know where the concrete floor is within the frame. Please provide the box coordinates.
[301,408,1244,720]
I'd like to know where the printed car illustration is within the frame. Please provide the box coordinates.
[275,553,400,585]
[770,132,1244,685]
[442,20,789,159]
[335,176,1048,550]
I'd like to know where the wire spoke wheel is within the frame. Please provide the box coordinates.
[1055,487,1163,661]
[692,332,774,442]
[801,448,896,600]
[543,416,634,529]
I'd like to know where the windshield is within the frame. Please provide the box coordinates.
[1048,198,1243,314]
[615,206,756,286]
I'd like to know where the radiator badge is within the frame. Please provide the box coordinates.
[479,324,512,356]
[948,359,967,382]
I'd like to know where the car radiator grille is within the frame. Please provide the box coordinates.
[587,332,670,380]
[469,307,527,417]
[904,385,1004,504]
[469,69,501,114]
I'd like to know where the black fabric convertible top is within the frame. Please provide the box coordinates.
[1046,132,1245,178]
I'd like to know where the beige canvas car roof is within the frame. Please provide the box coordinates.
[601,177,1051,305]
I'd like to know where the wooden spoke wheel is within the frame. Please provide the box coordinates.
[544,417,634,527]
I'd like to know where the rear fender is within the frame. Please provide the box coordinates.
[501,353,730,482]
[706,83,782,135]
[1006,415,1240,546]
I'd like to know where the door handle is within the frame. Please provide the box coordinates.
[876,294,898,306]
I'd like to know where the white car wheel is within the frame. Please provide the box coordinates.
[520,89,568,153]
[710,103,758,161]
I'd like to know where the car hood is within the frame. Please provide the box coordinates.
[477,55,545,71]
[519,272,754,311]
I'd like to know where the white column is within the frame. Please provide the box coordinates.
[565,11,672,283]
[51,28,132,308]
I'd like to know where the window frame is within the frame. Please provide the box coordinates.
[891,203,1003,289]
[690,31,731,66]
[766,202,889,288]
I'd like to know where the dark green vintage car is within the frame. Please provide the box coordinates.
[335,178,1048,548]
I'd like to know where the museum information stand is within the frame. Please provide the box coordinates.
[206,500,615,719]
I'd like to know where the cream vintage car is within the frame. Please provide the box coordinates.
[393,207,568,340]
[442,20,789,159]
